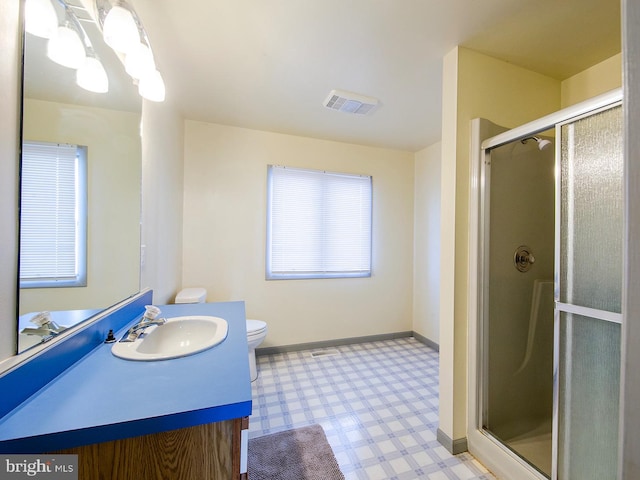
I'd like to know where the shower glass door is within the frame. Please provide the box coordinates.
[482,130,556,477]
[554,104,623,480]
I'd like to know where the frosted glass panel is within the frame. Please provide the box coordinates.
[557,313,620,480]
[559,106,623,312]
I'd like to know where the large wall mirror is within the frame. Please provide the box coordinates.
[17,0,142,353]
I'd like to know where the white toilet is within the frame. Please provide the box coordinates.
[174,287,208,304]
[174,288,268,382]
[245,319,267,381]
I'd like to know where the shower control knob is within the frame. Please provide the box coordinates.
[514,246,535,272]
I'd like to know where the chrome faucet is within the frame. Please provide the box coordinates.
[120,305,166,342]
[20,327,61,342]
[20,311,66,341]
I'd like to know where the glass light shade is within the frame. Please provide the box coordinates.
[138,69,166,102]
[103,5,140,54]
[76,57,109,93]
[125,42,155,80]
[25,0,58,39]
[47,24,86,69]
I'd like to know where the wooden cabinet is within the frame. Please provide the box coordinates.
[56,417,249,480]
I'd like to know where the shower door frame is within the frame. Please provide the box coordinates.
[467,88,623,480]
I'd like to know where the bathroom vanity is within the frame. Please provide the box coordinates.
[55,418,249,479]
[0,297,252,479]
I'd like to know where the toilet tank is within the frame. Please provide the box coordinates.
[175,288,207,304]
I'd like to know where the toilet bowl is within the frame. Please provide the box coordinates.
[175,288,267,382]
[246,319,268,382]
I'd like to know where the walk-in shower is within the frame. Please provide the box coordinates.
[469,89,623,480]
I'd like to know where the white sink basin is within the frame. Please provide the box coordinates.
[111,315,228,361]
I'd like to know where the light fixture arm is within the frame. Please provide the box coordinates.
[57,0,97,57]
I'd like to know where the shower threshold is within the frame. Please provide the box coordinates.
[500,419,552,478]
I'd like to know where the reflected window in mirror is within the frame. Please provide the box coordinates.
[20,141,88,289]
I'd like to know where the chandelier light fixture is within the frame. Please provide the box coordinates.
[46,19,87,69]
[25,0,58,39]
[124,41,154,80]
[95,0,165,102]
[102,4,139,54]
[76,54,109,93]
[24,0,165,102]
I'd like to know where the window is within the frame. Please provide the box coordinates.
[20,141,88,288]
[266,165,372,279]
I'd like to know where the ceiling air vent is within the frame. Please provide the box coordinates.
[323,89,378,115]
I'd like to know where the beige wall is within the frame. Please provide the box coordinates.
[140,100,185,304]
[440,46,561,442]
[561,53,622,108]
[0,1,22,362]
[438,48,460,444]
[182,121,414,347]
[413,142,441,344]
[20,99,141,314]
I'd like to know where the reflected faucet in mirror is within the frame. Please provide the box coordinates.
[18,308,104,352]
[20,312,67,342]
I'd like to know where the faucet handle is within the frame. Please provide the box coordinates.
[143,305,161,321]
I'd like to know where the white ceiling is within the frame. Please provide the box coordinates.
[42,0,621,152]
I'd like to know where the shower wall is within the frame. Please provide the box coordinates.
[485,138,555,441]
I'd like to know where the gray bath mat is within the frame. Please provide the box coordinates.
[248,424,345,480]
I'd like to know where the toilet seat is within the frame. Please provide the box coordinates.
[247,319,267,337]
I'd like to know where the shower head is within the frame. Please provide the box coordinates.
[521,136,552,151]
[536,137,552,150]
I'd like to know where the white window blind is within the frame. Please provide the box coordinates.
[266,165,372,279]
[20,141,87,288]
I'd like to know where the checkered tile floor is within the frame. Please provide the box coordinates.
[248,337,496,480]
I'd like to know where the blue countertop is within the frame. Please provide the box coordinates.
[0,301,252,452]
